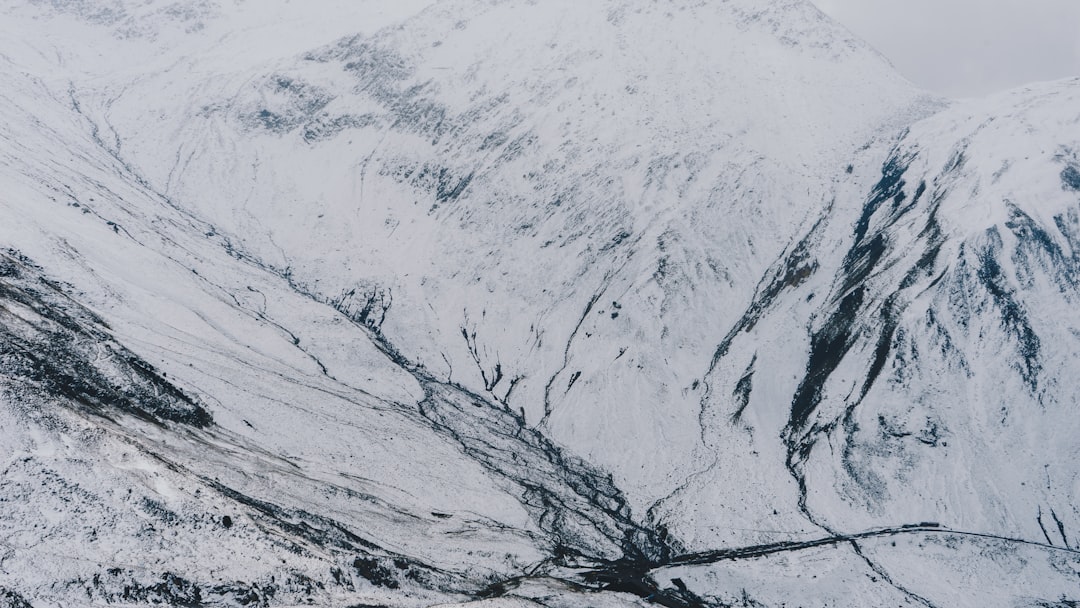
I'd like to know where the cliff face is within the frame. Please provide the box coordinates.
[0,1,1077,606]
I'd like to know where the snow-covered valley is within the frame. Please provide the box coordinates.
[0,1,1078,606]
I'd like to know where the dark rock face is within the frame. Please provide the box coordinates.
[0,250,212,428]
[0,587,34,608]
[1062,165,1080,191]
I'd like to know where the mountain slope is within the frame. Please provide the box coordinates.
[0,1,1078,607]
[14,0,939,512]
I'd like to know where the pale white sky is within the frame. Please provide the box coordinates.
[811,0,1080,98]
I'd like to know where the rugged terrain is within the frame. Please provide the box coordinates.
[0,1,1078,606]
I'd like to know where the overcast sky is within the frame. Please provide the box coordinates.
[811,0,1080,98]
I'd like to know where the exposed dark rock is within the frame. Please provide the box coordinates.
[1061,165,1080,191]
[0,587,34,608]
[0,251,212,428]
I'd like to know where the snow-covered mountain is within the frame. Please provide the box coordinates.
[0,1,1077,606]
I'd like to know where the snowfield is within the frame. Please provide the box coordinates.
[0,1,1078,606]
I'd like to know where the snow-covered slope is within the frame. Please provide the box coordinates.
[658,79,1080,605]
[0,1,1078,607]
[12,0,940,512]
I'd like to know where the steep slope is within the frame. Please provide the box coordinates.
[0,0,1078,607]
[3,0,938,513]
[788,81,1080,545]
[661,79,1080,606]
[0,56,703,606]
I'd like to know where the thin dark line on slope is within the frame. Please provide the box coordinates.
[662,525,1080,567]
[540,286,605,423]
[848,540,939,608]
